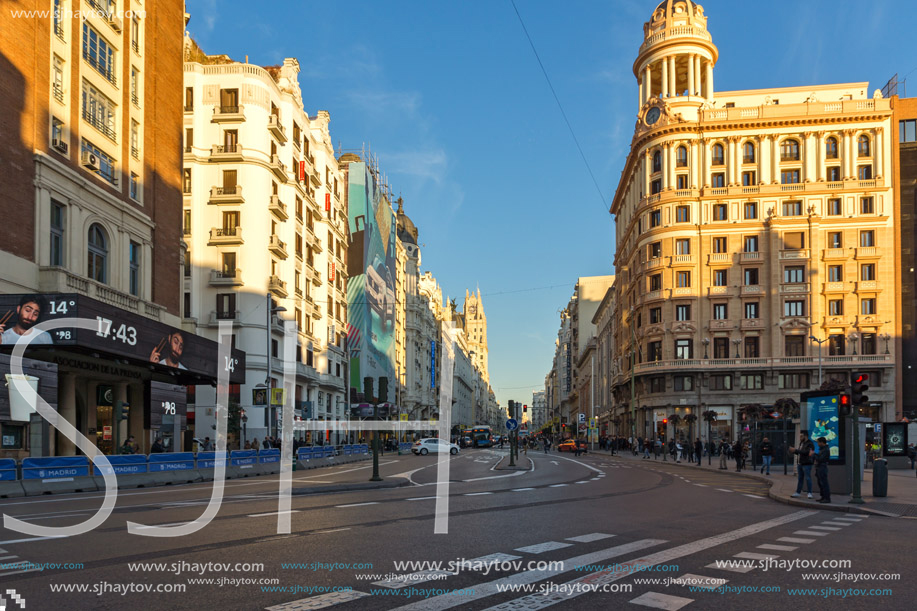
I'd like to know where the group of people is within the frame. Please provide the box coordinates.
[789,432,833,503]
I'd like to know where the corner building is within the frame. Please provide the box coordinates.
[610,1,896,442]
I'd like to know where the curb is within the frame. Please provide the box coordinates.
[291,479,409,496]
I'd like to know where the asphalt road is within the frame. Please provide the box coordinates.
[0,448,912,610]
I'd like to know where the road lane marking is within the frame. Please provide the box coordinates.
[793,530,829,537]
[778,537,815,544]
[512,488,535,491]
[407,496,439,501]
[314,528,350,534]
[630,591,694,610]
[821,521,851,526]
[671,573,727,590]
[334,502,379,508]
[514,541,572,554]
[704,562,754,574]
[808,526,841,531]
[248,510,300,518]
[548,484,568,487]
[715,489,733,493]
[743,494,765,499]
[565,533,614,543]
[464,492,493,496]
[758,544,798,551]
[265,590,370,610]
[0,536,67,545]
[733,552,778,561]
[373,569,452,589]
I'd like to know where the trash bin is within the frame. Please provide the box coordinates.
[873,458,888,497]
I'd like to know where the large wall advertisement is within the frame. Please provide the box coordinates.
[346,162,396,396]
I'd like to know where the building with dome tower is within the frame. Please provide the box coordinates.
[608,0,897,444]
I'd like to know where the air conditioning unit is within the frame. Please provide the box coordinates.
[81,151,100,171]
[51,138,68,154]
[109,17,123,32]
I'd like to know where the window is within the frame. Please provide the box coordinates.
[784,300,805,317]
[827,166,841,182]
[219,88,239,112]
[130,66,140,106]
[131,16,140,53]
[651,179,662,194]
[742,171,756,186]
[216,293,236,319]
[675,206,690,223]
[745,336,760,358]
[128,240,140,296]
[652,150,662,173]
[183,168,191,194]
[713,204,727,220]
[674,375,693,391]
[784,266,805,283]
[649,241,662,258]
[648,341,662,362]
[825,136,838,159]
[858,165,873,180]
[744,235,759,252]
[744,268,759,285]
[712,143,725,165]
[712,173,725,187]
[130,120,140,159]
[649,307,662,324]
[860,197,874,214]
[713,338,729,359]
[675,238,690,255]
[710,374,732,390]
[784,335,805,356]
[743,141,755,163]
[779,373,809,389]
[184,87,193,111]
[129,172,139,200]
[222,169,237,191]
[0,424,24,450]
[829,333,845,356]
[861,333,876,355]
[860,264,875,281]
[782,200,802,216]
[780,139,799,161]
[712,303,727,319]
[861,298,876,315]
[50,201,65,266]
[860,230,875,247]
[712,236,727,253]
[222,210,240,231]
[828,265,843,282]
[82,23,116,84]
[745,301,760,319]
[676,174,688,189]
[781,169,800,184]
[675,339,693,359]
[741,374,763,390]
[650,210,661,227]
[184,251,191,278]
[650,274,662,291]
[82,81,117,142]
[858,135,871,157]
[81,140,116,184]
[676,271,691,287]
[827,232,842,248]
[828,198,842,216]
[181,210,191,236]
[901,120,917,143]
[784,232,805,250]
[713,269,728,286]
[828,299,843,316]
[744,202,757,219]
[87,223,108,283]
[676,146,687,167]
[52,55,65,103]
[676,304,691,321]
[649,377,665,393]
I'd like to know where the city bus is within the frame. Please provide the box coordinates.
[463,426,493,448]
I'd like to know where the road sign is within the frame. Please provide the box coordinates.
[578,414,586,424]
[578,423,587,432]
[875,423,882,433]
[519,428,529,436]
[400,413,408,422]
[506,418,519,431]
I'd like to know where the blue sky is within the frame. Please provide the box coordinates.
[188,0,914,408]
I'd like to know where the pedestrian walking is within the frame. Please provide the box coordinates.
[694,438,703,466]
[675,440,683,463]
[759,437,774,475]
[789,432,815,499]
[643,439,651,459]
[907,443,916,470]
[719,438,729,470]
[733,439,743,471]
[814,436,831,503]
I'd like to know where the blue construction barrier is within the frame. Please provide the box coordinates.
[229,450,257,466]
[297,447,312,460]
[196,451,229,469]
[259,449,280,464]
[343,445,352,456]
[22,456,89,479]
[92,454,148,476]
[0,458,17,481]
[148,452,196,472]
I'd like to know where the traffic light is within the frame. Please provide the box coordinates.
[662,418,668,425]
[523,405,527,413]
[507,400,515,418]
[363,377,374,403]
[561,423,566,430]
[839,393,852,417]
[378,376,389,403]
[115,401,130,422]
[851,372,869,406]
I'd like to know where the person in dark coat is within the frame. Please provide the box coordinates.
[694,438,703,466]
[733,439,744,471]
[814,436,831,503]
[150,438,165,453]
[759,437,774,475]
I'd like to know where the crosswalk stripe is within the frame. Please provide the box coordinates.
[565,533,614,543]
[758,544,797,551]
[733,552,778,561]
[630,591,694,610]
[834,516,864,522]
[821,521,851,526]
[716,489,733,493]
[808,526,841,531]
[778,537,816,544]
[514,541,573,554]
[793,530,829,537]
[373,569,452,589]
[704,562,754,574]
[265,590,370,610]
[671,573,727,590]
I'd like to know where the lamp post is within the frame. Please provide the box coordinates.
[880,333,891,355]
[241,409,248,448]
[848,331,859,356]
[810,335,827,387]
[265,293,287,440]
[732,338,741,359]
[702,338,710,359]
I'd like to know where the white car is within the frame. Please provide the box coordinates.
[412,438,460,456]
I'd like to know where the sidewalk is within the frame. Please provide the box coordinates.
[605,447,917,518]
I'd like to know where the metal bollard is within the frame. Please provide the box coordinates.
[872,458,888,497]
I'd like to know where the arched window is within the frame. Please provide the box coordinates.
[87,223,108,283]
[858,135,871,157]
[743,141,755,163]
[780,139,799,161]
[712,143,725,165]
[825,136,838,159]
[652,150,662,173]
[676,146,688,167]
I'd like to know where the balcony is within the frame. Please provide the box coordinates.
[310,267,322,286]
[208,185,244,204]
[37,267,164,320]
[706,285,733,296]
[633,354,893,377]
[270,154,287,181]
[857,314,882,326]
[269,194,289,220]
[708,253,731,264]
[267,114,288,143]
[779,249,809,260]
[208,226,243,245]
[644,257,664,271]
[823,248,847,260]
[311,303,322,319]
[212,104,245,122]
[672,287,694,296]
[210,143,243,162]
[310,167,321,187]
[780,282,809,294]
[856,280,881,292]
[741,318,764,329]
[209,268,244,286]
[268,275,288,298]
[670,254,695,266]
[823,281,846,293]
[740,285,765,295]
[823,315,851,327]
[644,289,664,302]
[740,251,762,263]
[311,232,324,253]
[268,234,288,259]
[708,319,735,330]
[855,247,882,259]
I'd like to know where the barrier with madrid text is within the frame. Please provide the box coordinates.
[22,456,90,479]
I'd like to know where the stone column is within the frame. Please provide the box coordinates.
[669,56,677,96]
[687,55,695,97]
[695,57,702,96]
[662,142,670,190]
[772,136,780,183]
[57,373,76,456]
[803,131,814,183]
[690,140,699,188]
[875,127,884,179]
[757,135,767,185]
[705,60,714,98]
[843,130,854,179]
[645,150,652,196]
[644,65,652,103]
[815,132,824,182]
[638,77,644,111]
[702,138,712,187]
[662,57,668,98]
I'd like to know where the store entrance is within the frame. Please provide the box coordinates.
[96,404,114,455]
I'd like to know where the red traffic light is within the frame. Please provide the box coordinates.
[523,405,528,412]
[662,418,668,424]
[840,394,850,406]
[853,373,869,384]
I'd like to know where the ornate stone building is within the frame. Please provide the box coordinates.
[610,0,897,442]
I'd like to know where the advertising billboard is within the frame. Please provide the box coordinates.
[883,422,908,457]
[0,293,245,384]
[346,162,396,396]
[803,393,844,463]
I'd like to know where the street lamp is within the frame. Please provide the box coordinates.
[241,408,248,448]
[732,338,741,359]
[848,331,859,356]
[810,335,827,387]
[702,338,710,359]
[265,292,287,439]
[880,333,891,354]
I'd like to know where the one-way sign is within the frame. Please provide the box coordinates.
[506,418,519,431]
